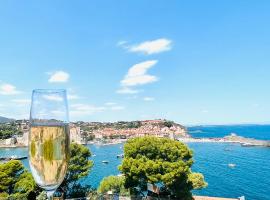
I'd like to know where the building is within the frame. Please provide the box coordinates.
[16,131,29,146]
[70,125,85,144]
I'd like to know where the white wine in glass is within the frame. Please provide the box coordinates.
[29,89,70,199]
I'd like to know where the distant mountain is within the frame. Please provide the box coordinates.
[0,116,15,123]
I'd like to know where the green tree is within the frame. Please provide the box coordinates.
[57,143,94,198]
[119,137,207,200]
[0,160,40,199]
[163,120,174,128]
[0,124,19,139]
[97,176,129,196]
[87,134,95,141]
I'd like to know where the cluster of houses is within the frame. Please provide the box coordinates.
[0,120,29,147]
[95,120,187,139]
[70,119,188,144]
[0,119,188,146]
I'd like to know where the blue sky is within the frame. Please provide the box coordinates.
[0,0,270,125]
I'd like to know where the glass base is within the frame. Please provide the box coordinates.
[47,190,55,200]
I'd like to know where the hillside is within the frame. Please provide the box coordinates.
[72,119,188,141]
[0,116,15,123]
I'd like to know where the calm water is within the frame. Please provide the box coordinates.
[1,125,270,200]
[188,124,270,140]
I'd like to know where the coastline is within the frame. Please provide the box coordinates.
[1,135,269,148]
[178,135,270,147]
[0,144,27,148]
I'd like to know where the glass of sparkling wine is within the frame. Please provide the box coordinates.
[29,89,70,199]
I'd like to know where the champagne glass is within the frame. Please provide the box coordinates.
[29,89,70,199]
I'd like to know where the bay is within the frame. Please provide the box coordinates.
[188,125,270,140]
[1,125,270,200]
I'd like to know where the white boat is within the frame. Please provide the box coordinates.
[10,155,17,159]
[117,174,124,177]
[228,163,236,168]
[116,154,124,158]
[102,160,109,164]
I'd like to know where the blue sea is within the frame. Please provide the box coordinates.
[1,125,270,200]
[188,124,270,140]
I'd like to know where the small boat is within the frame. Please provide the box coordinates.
[117,174,124,177]
[92,154,96,157]
[102,160,109,164]
[116,154,124,158]
[17,156,27,160]
[224,147,232,151]
[241,143,256,147]
[228,163,236,168]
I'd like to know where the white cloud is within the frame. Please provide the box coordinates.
[0,104,4,111]
[110,106,125,111]
[126,95,138,99]
[116,87,140,94]
[201,109,209,113]
[143,97,155,101]
[121,60,158,87]
[117,40,128,47]
[128,38,172,55]
[0,83,21,95]
[67,94,80,100]
[104,102,125,111]
[50,110,65,114]
[43,94,63,102]
[12,99,31,104]
[12,113,29,119]
[105,102,117,106]
[48,71,70,83]
[70,104,106,116]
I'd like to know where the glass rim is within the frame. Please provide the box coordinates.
[32,89,66,93]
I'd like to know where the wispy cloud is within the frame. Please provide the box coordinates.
[48,71,70,83]
[120,38,172,55]
[104,102,125,111]
[0,83,21,95]
[67,94,80,100]
[121,60,158,87]
[50,110,66,118]
[11,99,31,104]
[105,102,117,106]
[143,97,155,101]
[70,103,106,116]
[201,109,209,113]
[110,106,125,111]
[117,40,128,47]
[43,94,63,101]
[116,87,140,94]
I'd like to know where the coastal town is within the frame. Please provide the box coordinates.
[0,119,188,147]
[0,118,269,148]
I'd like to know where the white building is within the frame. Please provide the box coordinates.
[70,126,84,144]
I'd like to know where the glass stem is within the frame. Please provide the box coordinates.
[47,190,54,200]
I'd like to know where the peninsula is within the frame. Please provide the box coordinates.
[178,133,270,147]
